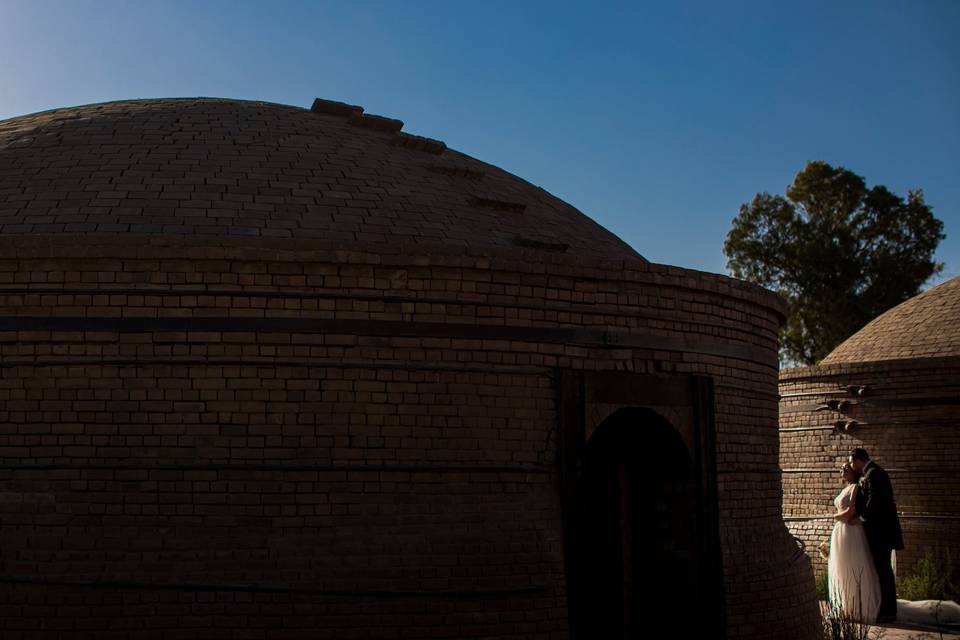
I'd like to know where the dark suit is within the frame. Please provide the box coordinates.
[854,460,904,620]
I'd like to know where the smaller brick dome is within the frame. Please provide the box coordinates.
[822,276,960,364]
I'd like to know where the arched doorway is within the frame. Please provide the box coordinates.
[557,371,723,638]
[581,407,698,638]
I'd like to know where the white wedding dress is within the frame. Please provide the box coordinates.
[828,483,882,622]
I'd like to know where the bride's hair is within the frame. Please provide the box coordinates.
[841,462,862,483]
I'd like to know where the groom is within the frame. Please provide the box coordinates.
[849,448,904,623]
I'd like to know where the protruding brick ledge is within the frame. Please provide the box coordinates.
[0,233,787,320]
[350,112,403,133]
[469,195,527,213]
[310,97,364,118]
[427,163,484,179]
[780,355,960,381]
[392,131,446,154]
[311,96,442,150]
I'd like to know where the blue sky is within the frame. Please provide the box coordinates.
[2,1,957,283]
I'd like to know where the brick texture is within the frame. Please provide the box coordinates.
[780,299,960,589]
[822,277,960,364]
[0,99,637,261]
[0,98,821,639]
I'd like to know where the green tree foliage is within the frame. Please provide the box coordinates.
[724,161,945,365]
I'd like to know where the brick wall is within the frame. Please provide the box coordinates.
[0,235,821,638]
[780,359,960,585]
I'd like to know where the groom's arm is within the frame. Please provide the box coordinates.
[854,481,867,522]
[863,469,893,521]
[847,485,864,524]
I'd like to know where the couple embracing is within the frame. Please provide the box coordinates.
[828,448,904,623]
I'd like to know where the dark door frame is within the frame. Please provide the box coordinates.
[556,369,725,639]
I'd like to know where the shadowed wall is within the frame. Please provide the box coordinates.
[0,98,820,638]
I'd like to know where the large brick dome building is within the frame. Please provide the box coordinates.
[781,276,960,583]
[0,98,820,638]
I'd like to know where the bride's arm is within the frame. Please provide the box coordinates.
[838,486,863,524]
[833,506,853,521]
[832,486,863,523]
[835,508,862,523]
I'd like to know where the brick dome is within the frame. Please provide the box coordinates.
[0,98,641,260]
[822,276,960,364]
[0,98,822,639]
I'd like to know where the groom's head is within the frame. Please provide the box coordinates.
[849,448,870,473]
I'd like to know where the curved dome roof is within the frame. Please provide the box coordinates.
[822,276,960,364]
[0,98,641,261]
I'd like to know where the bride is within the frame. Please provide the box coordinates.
[828,462,882,622]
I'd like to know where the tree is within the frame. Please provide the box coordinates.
[724,161,945,365]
